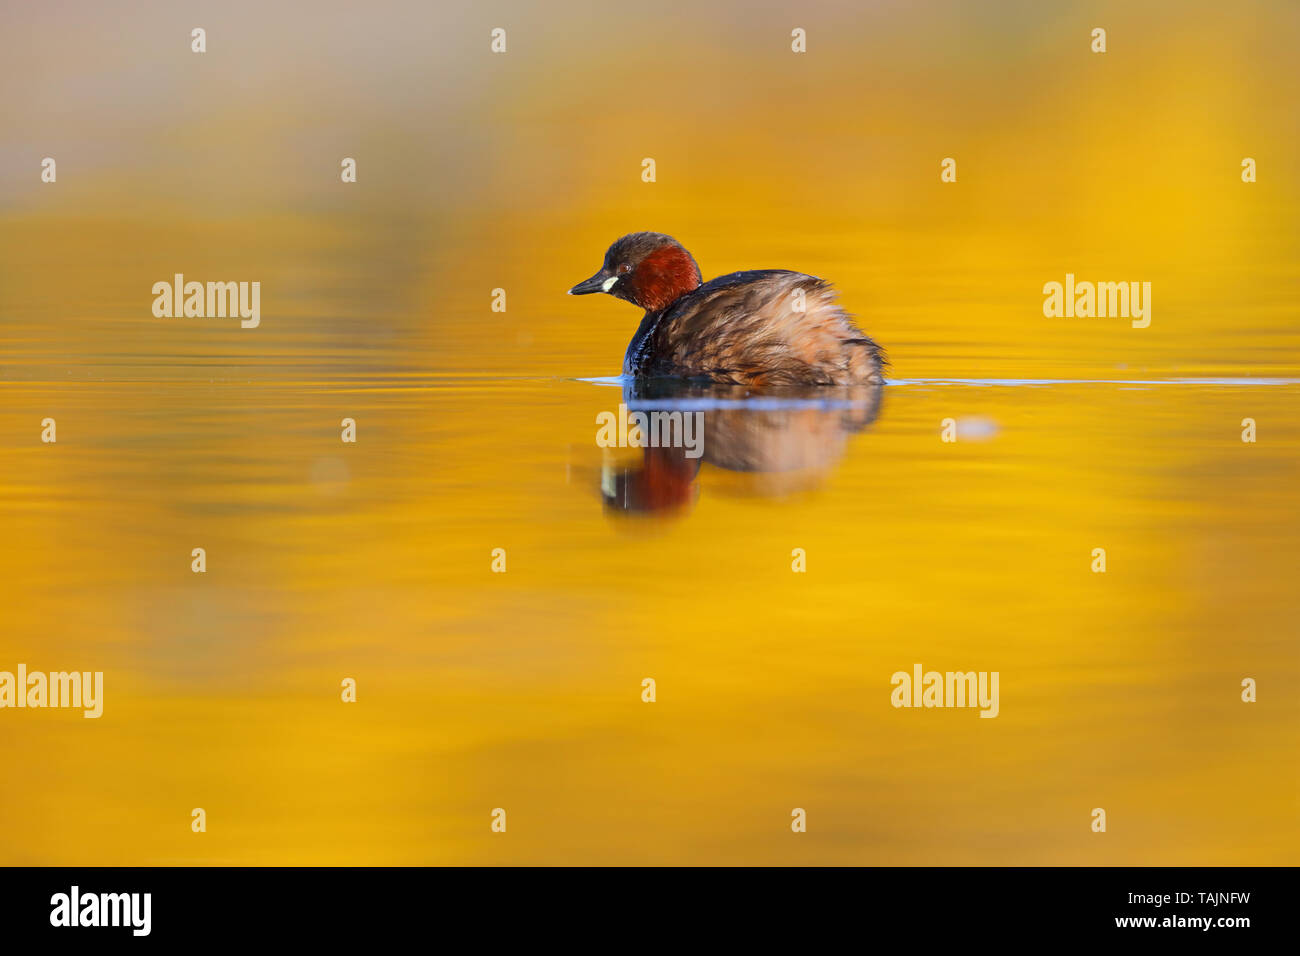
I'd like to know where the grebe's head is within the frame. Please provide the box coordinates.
[568,232,703,312]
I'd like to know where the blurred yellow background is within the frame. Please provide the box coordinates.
[0,1,1296,864]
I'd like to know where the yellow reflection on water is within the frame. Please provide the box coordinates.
[1,375,1296,864]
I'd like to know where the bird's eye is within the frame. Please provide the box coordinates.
[617,263,631,275]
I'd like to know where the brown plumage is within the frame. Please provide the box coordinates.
[569,232,885,386]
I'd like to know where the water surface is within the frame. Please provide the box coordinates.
[2,366,1295,864]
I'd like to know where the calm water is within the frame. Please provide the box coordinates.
[2,366,1296,864]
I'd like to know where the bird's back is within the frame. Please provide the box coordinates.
[627,270,884,386]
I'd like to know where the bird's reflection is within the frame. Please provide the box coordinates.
[599,377,884,515]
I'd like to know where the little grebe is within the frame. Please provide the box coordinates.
[569,232,885,386]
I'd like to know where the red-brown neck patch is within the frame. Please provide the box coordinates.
[629,245,702,312]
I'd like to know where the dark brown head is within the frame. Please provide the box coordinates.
[568,232,703,312]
